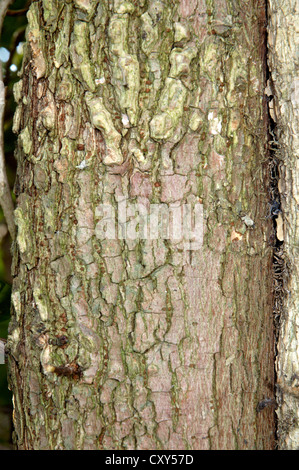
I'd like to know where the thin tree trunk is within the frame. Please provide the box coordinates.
[267,0,299,450]
[7,0,275,449]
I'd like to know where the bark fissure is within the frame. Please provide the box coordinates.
[263,1,283,447]
[267,0,299,449]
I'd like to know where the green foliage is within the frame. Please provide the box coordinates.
[1,1,28,180]
[0,280,11,322]
[0,0,29,425]
[1,0,28,50]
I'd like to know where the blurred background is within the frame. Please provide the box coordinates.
[0,0,29,449]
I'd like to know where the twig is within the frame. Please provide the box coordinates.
[0,0,16,240]
[0,69,15,240]
[0,338,6,364]
[0,0,14,36]
[6,0,31,17]
[4,25,26,86]
[6,8,28,16]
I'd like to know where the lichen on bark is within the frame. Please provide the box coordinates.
[7,0,275,449]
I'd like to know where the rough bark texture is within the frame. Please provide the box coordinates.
[7,0,275,449]
[267,0,299,450]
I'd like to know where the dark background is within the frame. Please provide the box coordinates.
[0,0,29,449]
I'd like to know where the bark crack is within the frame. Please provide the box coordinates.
[265,0,286,448]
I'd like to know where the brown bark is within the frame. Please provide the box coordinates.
[7,0,275,449]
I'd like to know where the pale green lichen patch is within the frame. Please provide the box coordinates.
[140,12,159,55]
[54,4,72,68]
[199,37,225,82]
[42,0,60,32]
[56,68,74,101]
[70,21,95,91]
[213,134,227,156]
[174,22,189,43]
[226,48,248,105]
[147,0,165,24]
[227,108,241,136]
[108,16,129,56]
[74,0,97,15]
[113,0,135,14]
[150,78,187,140]
[14,199,36,267]
[40,345,53,373]
[169,44,198,78]
[41,180,60,237]
[11,292,21,322]
[26,3,46,79]
[189,109,203,131]
[40,90,56,131]
[116,54,140,126]
[108,15,140,126]
[12,106,22,134]
[33,283,50,322]
[19,127,32,155]
[85,93,123,165]
[13,80,23,104]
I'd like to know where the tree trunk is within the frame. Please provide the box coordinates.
[7,0,275,450]
[267,0,299,450]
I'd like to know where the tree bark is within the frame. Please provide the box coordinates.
[267,0,299,450]
[7,0,275,449]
